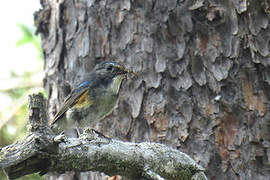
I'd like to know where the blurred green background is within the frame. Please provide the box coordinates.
[0,1,45,179]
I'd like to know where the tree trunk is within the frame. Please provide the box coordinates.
[35,0,270,179]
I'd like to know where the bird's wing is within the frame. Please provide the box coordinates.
[51,81,91,125]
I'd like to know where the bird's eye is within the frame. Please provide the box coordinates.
[107,65,113,71]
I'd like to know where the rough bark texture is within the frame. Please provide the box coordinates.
[35,0,270,179]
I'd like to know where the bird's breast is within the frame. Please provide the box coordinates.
[68,75,124,127]
[108,75,125,94]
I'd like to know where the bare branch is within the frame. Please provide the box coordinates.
[0,93,207,180]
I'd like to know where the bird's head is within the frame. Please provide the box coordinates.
[92,61,130,94]
[94,61,128,78]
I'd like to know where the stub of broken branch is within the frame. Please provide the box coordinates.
[28,93,48,131]
[0,93,207,180]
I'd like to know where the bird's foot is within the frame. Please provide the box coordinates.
[83,128,111,141]
[91,129,111,140]
[53,134,66,143]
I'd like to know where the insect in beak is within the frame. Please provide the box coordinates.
[123,69,138,81]
[128,70,138,79]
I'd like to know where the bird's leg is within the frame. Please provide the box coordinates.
[91,129,111,140]
[76,127,82,138]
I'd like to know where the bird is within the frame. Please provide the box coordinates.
[50,61,131,134]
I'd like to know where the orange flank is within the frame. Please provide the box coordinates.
[74,90,92,108]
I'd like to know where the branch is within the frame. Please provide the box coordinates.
[0,93,207,180]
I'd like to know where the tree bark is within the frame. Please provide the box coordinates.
[34,0,270,179]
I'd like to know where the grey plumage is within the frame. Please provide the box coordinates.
[50,61,128,134]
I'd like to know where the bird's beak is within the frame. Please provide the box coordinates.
[116,65,138,79]
[116,65,128,75]
[121,67,129,75]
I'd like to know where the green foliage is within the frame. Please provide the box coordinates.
[0,171,45,180]
[0,24,44,180]
[8,87,30,99]
[16,24,33,46]
[16,24,42,60]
